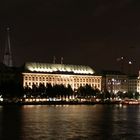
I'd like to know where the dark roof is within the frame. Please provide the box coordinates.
[128,75,138,79]
[101,70,126,76]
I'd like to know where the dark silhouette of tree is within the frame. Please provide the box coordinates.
[46,83,53,97]
[77,84,99,98]
[104,91,111,99]
[77,86,86,97]
[0,80,24,98]
[67,84,73,96]
[38,83,46,97]
[134,92,139,99]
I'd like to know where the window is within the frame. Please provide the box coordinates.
[32,77,34,81]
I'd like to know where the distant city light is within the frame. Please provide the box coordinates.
[129,61,132,65]
[0,95,3,102]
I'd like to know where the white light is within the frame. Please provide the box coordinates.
[36,99,40,102]
[0,98,3,102]
[26,63,94,74]
[129,61,132,65]
[25,99,29,102]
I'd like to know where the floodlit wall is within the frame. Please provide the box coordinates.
[22,72,102,91]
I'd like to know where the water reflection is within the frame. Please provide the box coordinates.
[21,105,98,139]
[0,105,140,140]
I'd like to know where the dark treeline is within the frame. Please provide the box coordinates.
[0,80,139,100]
[24,83,74,98]
[0,80,24,98]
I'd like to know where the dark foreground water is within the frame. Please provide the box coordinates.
[0,105,140,140]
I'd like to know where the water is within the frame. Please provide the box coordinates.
[0,105,140,140]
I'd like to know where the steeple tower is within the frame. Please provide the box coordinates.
[3,27,13,67]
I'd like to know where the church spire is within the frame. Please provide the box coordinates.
[3,27,13,67]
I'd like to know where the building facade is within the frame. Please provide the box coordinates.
[22,62,102,91]
[127,72,140,94]
[102,71,128,93]
[128,75,138,93]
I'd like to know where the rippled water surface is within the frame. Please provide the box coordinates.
[0,105,140,140]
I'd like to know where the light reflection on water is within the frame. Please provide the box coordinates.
[0,105,140,140]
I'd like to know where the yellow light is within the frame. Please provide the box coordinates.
[25,62,94,74]
[36,99,40,102]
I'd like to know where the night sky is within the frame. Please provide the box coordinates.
[0,0,140,74]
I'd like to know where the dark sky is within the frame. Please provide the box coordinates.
[0,0,140,73]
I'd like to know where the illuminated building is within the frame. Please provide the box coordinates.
[22,62,102,90]
[128,72,140,94]
[128,75,138,93]
[102,71,128,93]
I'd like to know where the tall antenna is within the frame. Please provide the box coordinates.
[3,27,13,67]
[53,56,56,64]
[61,57,63,64]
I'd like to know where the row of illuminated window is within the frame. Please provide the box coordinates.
[108,79,127,83]
[24,82,100,89]
[107,82,121,85]
[24,76,101,83]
